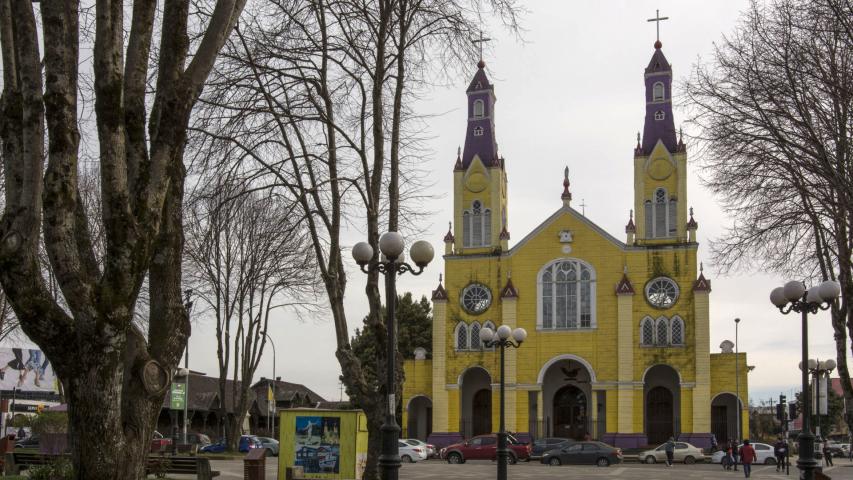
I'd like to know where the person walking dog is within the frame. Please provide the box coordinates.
[739,439,756,478]
[664,437,675,467]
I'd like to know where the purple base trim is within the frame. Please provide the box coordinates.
[602,433,648,449]
[426,432,464,449]
[513,432,532,444]
[678,433,714,449]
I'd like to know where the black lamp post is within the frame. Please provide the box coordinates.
[478,324,527,480]
[352,232,434,480]
[770,279,841,480]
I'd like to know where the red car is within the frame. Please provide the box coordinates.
[440,434,531,464]
[149,431,172,453]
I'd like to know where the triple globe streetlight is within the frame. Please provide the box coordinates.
[770,279,841,480]
[352,232,434,480]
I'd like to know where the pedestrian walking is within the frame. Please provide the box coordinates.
[824,441,834,467]
[774,436,787,472]
[664,437,675,467]
[731,439,740,471]
[739,439,756,478]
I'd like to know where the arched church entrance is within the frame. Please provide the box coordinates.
[539,356,596,440]
[553,385,587,440]
[406,396,432,441]
[460,367,491,438]
[644,364,681,445]
[711,393,742,444]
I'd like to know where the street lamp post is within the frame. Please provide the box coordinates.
[479,325,527,480]
[735,317,741,443]
[352,232,434,480]
[261,332,277,438]
[182,289,193,445]
[800,358,836,441]
[770,279,841,480]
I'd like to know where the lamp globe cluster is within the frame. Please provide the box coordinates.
[479,325,528,344]
[770,280,841,307]
[351,232,435,267]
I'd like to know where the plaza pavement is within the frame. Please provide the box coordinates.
[197,458,853,479]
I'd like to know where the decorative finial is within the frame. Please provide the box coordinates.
[690,207,694,217]
[457,146,461,157]
[623,264,628,274]
[679,127,683,142]
[630,209,634,220]
[636,132,641,145]
[700,262,704,273]
[507,269,512,279]
[439,273,443,284]
[449,221,452,230]
[561,166,572,203]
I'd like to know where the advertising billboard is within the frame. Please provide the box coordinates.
[0,348,57,392]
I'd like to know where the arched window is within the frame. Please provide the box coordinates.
[473,99,485,118]
[470,322,481,350]
[668,198,677,235]
[455,322,468,351]
[538,259,596,330]
[644,200,653,236]
[474,126,484,136]
[641,317,654,345]
[654,188,667,237]
[653,82,665,101]
[464,201,490,248]
[671,316,684,345]
[656,317,669,345]
[647,188,677,239]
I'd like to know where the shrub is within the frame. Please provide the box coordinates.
[27,457,73,480]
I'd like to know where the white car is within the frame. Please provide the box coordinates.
[399,440,428,463]
[403,438,436,458]
[710,442,777,465]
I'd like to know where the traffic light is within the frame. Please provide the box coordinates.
[789,401,799,420]
[776,403,784,421]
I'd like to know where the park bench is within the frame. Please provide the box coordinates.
[4,451,65,474]
[146,455,220,479]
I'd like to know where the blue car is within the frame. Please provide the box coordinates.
[200,435,262,453]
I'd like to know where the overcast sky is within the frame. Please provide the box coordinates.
[8,1,841,408]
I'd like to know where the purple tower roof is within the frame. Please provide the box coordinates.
[641,42,677,155]
[461,62,499,169]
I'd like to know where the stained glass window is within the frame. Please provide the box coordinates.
[539,260,595,330]
[461,284,491,314]
[645,277,679,309]
[656,318,669,345]
[641,318,654,345]
[470,322,481,350]
[671,317,684,345]
[456,322,468,350]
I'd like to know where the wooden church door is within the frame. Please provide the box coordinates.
[647,386,674,444]
[472,389,492,436]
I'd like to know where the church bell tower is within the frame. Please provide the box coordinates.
[450,60,509,255]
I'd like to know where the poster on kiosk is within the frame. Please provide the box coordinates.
[279,409,368,480]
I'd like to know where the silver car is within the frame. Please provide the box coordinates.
[640,441,705,464]
[399,440,428,463]
[403,438,436,458]
[256,436,279,457]
[710,442,776,464]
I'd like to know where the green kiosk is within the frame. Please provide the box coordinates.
[279,409,368,480]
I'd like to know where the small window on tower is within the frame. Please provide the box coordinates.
[473,99,485,118]
[653,82,664,101]
[474,126,484,136]
[654,110,665,121]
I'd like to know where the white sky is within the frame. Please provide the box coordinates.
[9,1,842,408]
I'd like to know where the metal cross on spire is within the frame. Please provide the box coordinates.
[471,30,492,62]
[647,9,669,42]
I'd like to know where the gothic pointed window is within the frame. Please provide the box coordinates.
[656,317,669,345]
[470,322,481,350]
[644,200,653,236]
[641,317,654,345]
[671,316,684,345]
[472,201,483,246]
[456,322,468,351]
[463,211,471,246]
[653,82,665,101]
[473,99,485,118]
[654,188,667,237]
[654,110,665,121]
[538,259,596,330]
[474,126,484,136]
[668,198,677,235]
[483,209,491,245]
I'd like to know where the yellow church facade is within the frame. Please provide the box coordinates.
[402,43,749,449]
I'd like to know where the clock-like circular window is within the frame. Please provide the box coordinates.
[645,277,679,309]
[461,283,492,314]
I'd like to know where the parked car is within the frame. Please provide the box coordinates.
[530,438,573,459]
[150,431,172,453]
[403,438,436,458]
[199,435,262,454]
[256,436,280,456]
[14,435,39,449]
[440,434,531,464]
[541,441,622,467]
[398,441,428,463]
[639,441,705,464]
[710,442,777,464]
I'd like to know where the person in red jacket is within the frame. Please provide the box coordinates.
[739,439,757,478]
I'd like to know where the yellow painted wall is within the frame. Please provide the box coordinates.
[710,352,751,439]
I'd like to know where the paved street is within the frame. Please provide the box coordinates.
[182,458,853,479]
[397,460,853,479]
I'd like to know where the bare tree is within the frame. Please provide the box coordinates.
[189,0,520,476]
[0,1,245,478]
[184,177,318,450]
[685,0,853,430]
